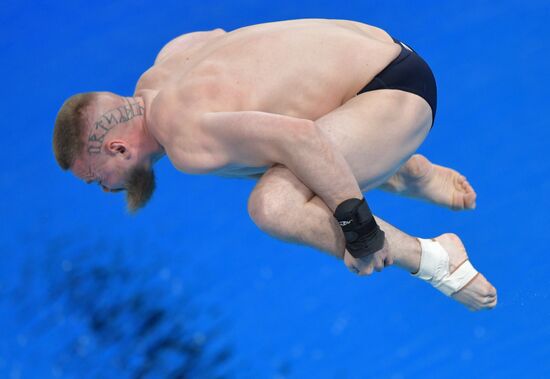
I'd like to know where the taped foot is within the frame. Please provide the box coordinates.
[412,233,497,311]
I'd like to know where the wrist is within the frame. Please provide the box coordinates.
[333,197,385,258]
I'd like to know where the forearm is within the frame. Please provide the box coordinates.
[199,110,363,210]
[279,123,386,258]
[279,122,363,211]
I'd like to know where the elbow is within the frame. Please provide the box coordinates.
[276,119,319,163]
[297,119,324,146]
[294,119,317,139]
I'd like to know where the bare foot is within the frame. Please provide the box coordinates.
[383,154,477,210]
[433,233,497,311]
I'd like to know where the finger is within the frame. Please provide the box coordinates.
[345,250,371,270]
[373,257,385,272]
[347,264,362,275]
[349,253,376,271]
[343,251,360,275]
[344,250,357,270]
[360,264,374,276]
[384,255,394,267]
[346,264,360,275]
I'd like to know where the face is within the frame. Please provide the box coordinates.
[72,157,156,213]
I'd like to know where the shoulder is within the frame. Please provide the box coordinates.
[148,89,224,174]
[148,83,222,125]
[154,28,226,65]
[147,87,198,145]
[149,74,237,128]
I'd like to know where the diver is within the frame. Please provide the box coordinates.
[52,19,497,311]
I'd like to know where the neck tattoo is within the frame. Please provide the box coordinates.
[86,98,145,155]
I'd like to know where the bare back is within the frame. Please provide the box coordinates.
[135,19,401,171]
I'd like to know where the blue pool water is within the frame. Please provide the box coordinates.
[1,1,549,378]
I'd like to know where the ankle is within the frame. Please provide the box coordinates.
[380,174,407,193]
[393,237,422,273]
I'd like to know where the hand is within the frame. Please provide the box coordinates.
[343,238,393,276]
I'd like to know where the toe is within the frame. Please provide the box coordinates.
[455,178,477,209]
[464,192,477,209]
[480,283,497,298]
[479,296,497,310]
[462,180,472,193]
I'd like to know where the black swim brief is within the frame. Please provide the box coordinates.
[358,36,438,127]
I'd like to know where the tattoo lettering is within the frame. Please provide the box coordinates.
[86,99,145,155]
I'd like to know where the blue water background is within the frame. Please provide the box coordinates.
[0,1,549,378]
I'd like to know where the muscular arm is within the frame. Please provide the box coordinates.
[199,111,363,211]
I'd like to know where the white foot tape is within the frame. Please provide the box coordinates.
[412,238,478,296]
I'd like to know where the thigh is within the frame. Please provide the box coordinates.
[315,89,432,191]
[249,89,432,212]
[248,163,345,258]
[250,163,314,207]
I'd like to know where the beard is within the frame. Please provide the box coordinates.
[125,165,156,213]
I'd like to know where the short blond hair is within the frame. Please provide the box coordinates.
[52,92,97,170]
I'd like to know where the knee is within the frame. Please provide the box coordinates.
[247,189,287,233]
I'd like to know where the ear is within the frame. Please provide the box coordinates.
[107,140,132,159]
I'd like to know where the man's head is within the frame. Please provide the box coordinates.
[53,91,159,212]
